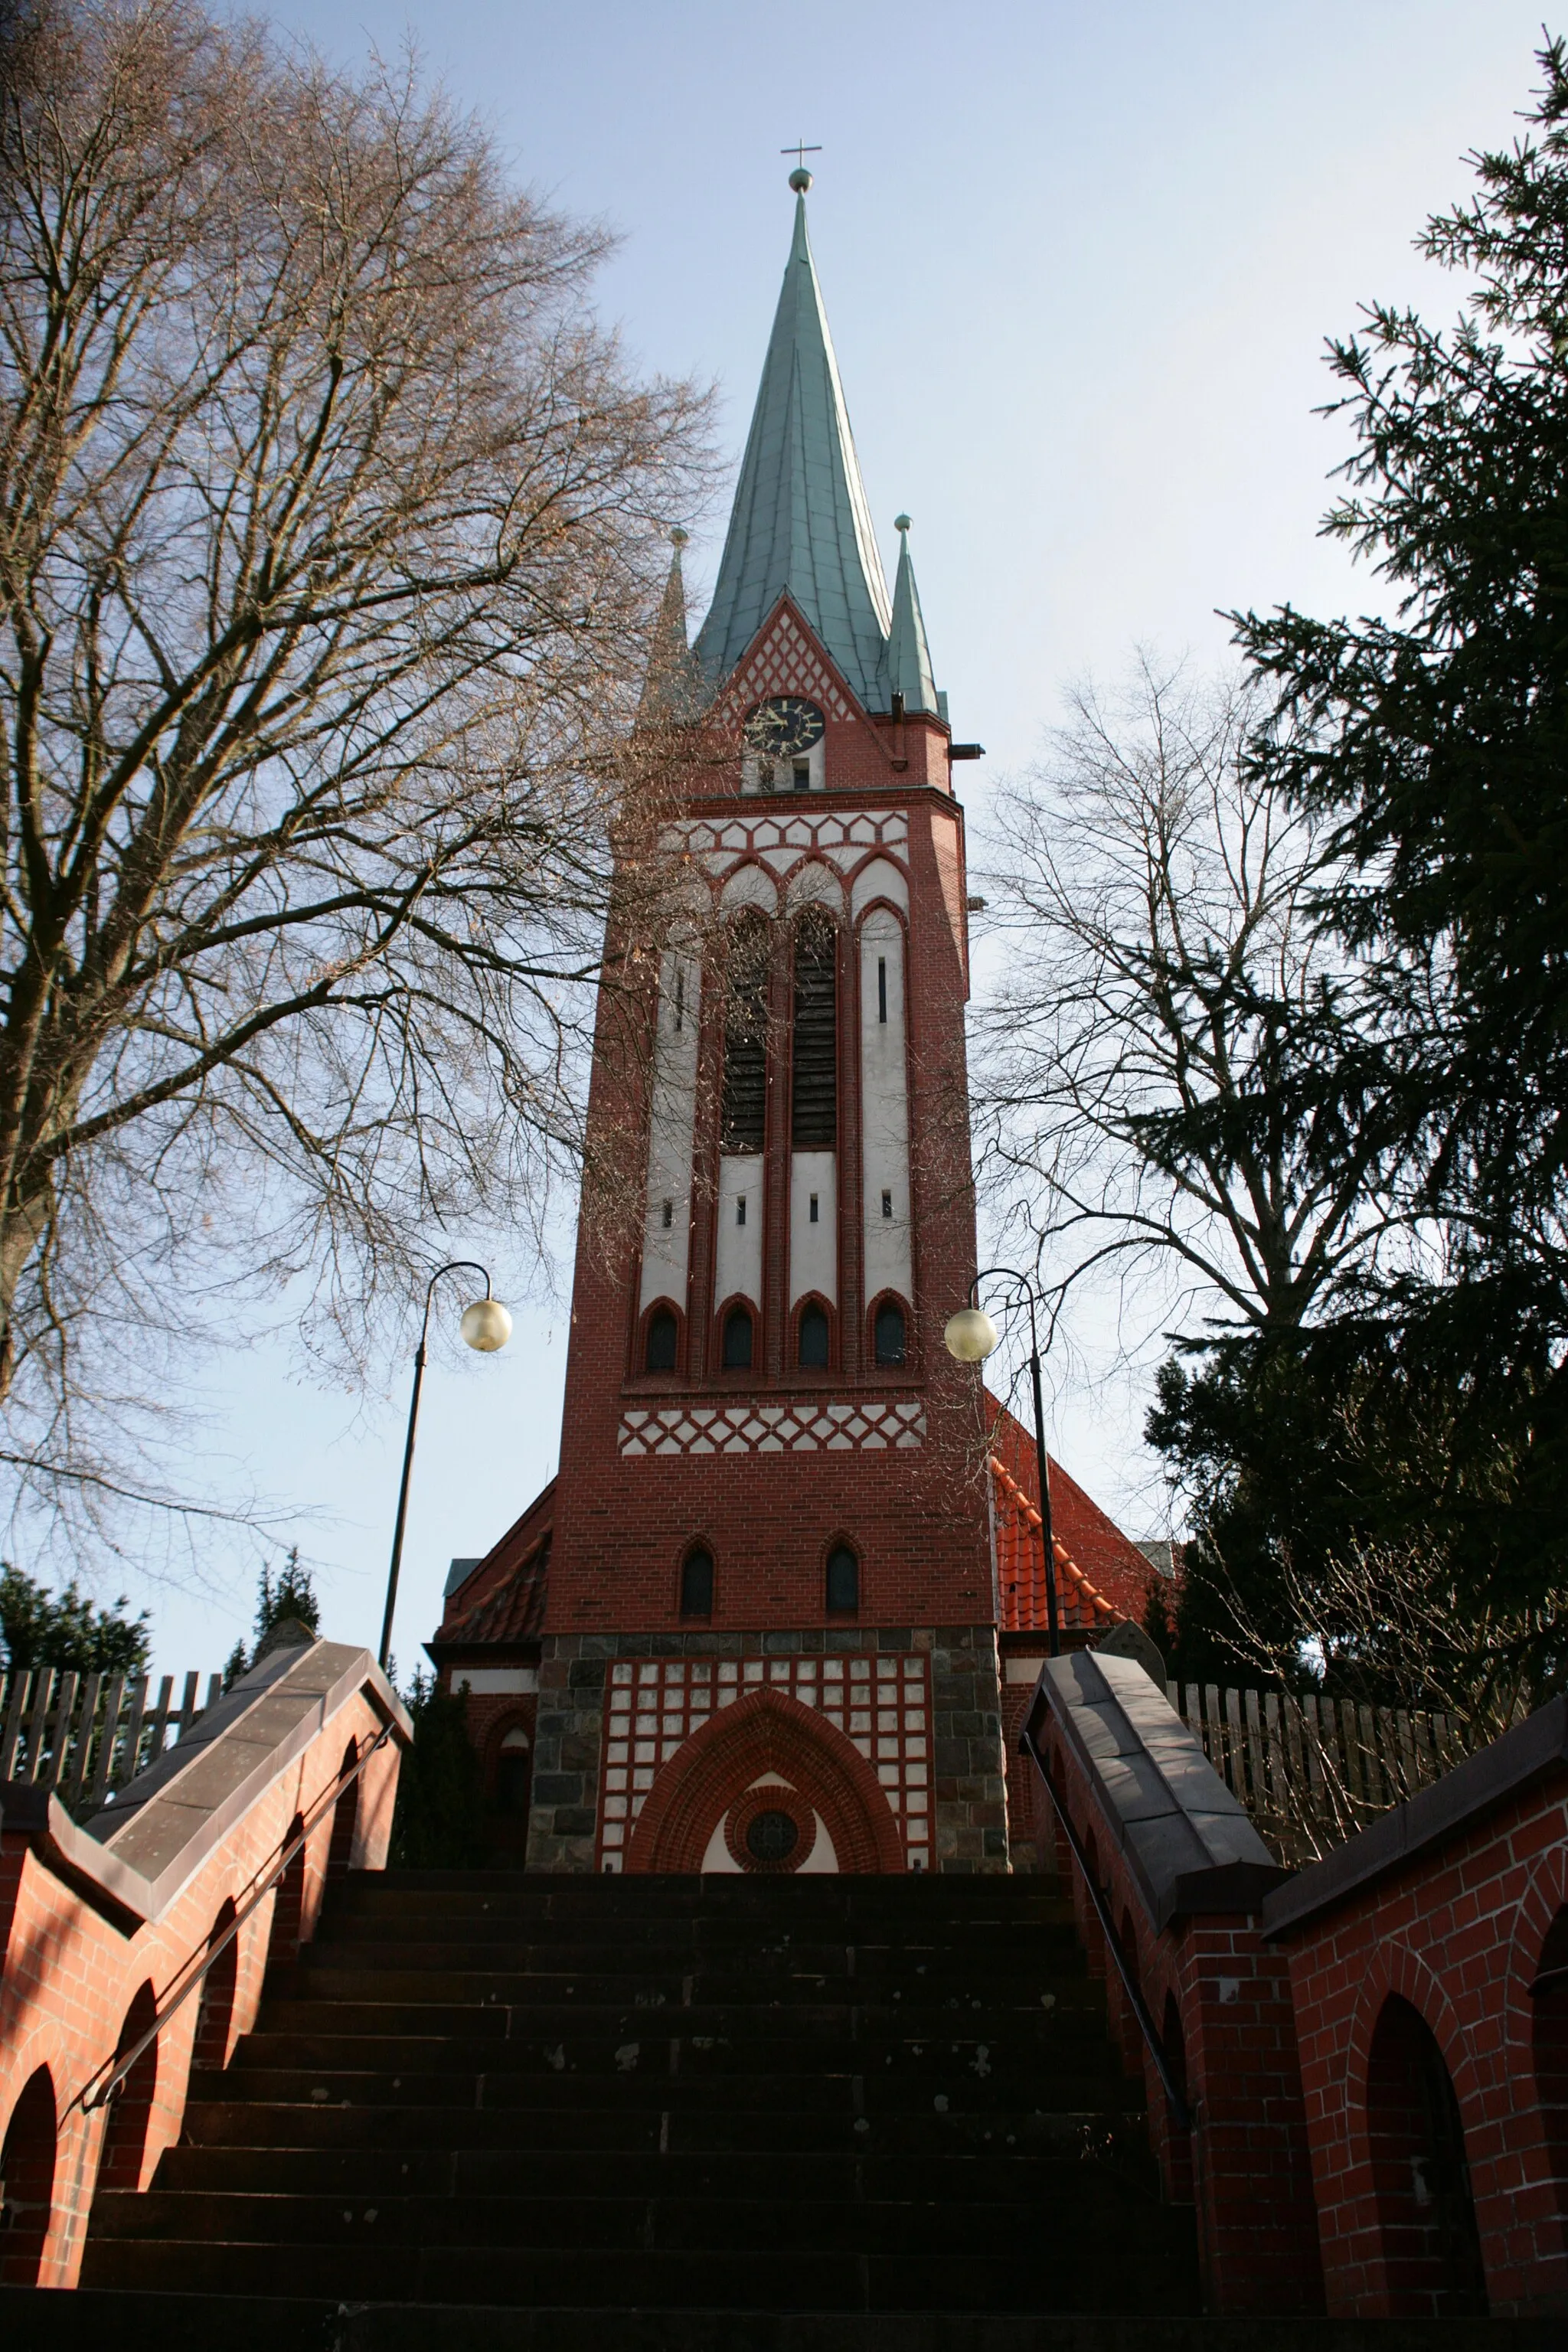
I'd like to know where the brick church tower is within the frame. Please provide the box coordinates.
[433,174,1026,1875]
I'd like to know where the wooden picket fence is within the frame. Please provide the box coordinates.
[0,1666,222,1821]
[1168,1679,1484,1867]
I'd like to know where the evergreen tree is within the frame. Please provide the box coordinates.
[255,1550,321,1643]
[389,1670,488,1869]
[0,1564,151,1674]
[222,1550,322,1687]
[1145,38,1568,1704]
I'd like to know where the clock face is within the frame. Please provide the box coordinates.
[743,696,825,758]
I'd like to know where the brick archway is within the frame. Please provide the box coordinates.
[624,1685,906,1874]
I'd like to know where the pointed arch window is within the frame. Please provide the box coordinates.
[798,1300,830,1368]
[825,1543,860,1614]
[495,1727,531,1815]
[645,1306,678,1372]
[680,1546,714,1620]
[874,1297,907,1367]
[722,1304,754,1369]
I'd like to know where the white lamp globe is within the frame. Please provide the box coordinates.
[460,1297,513,1353]
[943,1305,999,1364]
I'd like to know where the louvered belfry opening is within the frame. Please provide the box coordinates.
[720,912,769,1152]
[791,913,838,1148]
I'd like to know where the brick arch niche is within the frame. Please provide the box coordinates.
[624,1686,905,1876]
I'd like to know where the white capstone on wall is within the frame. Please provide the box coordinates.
[639,942,702,1314]
[714,1154,764,1310]
[859,906,913,1310]
[789,1151,837,1308]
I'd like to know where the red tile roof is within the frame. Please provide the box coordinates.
[434,1478,554,1648]
[984,1391,1153,1637]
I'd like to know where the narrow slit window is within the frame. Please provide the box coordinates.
[877,956,887,1024]
[736,1194,746,1227]
[792,758,812,789]
[720,913,769,1153]
[808,1193,818,1223]
[792,913,838,1148]
[881,1189,893,1219]
[661,1199,673,1230]
[674,970,684,1033]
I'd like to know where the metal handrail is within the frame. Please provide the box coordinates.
[74,1717,397,2117]
[1021,1719,1194,2135]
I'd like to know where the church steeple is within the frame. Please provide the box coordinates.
[693,185,893,709]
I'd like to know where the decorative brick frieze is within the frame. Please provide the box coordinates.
[617,1397,926,1457]
[662,805,910,875]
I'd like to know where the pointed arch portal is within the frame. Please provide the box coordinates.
[624,1684,906,1875]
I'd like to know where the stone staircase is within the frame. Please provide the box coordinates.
[78,1869,1199,2328]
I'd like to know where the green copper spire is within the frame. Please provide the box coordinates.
[887,514,938,716]
[693,190,893,707]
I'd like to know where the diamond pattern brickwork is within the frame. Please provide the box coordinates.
[618,1399,926,1457]
[713,607,855,726]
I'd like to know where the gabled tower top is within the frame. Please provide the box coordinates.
[692,182,896,710]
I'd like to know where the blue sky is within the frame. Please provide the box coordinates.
[129,0,1547,1676]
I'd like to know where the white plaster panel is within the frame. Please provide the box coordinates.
[639,942,702,1314]
[453,1668,538,1695]
[860,907,913,1308]
[789,1151,838,1309]
[719,864,779,914]
[714,1153,763,1310]
[786,861,845,913]
[851,857,910,920]
[697,1808,835,1872]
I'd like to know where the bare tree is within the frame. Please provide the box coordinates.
[977,655,1399,1346]
[0,0,710,1557]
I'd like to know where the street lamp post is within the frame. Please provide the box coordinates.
[944,1267,1061,1658]
[378,1261,512,1672]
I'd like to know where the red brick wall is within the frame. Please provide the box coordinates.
[1276,1774,1568,2318]
[0,1687,399,2288]
[1031,1720,1325,2314]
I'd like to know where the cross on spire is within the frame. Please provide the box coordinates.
[782,139,822,172]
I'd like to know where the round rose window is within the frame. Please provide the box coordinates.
[745,1808,799,1865]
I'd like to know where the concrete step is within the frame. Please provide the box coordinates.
[191,2064,1145,2117]
[176,2098,1129,2158]
[259,1992,1106,2038]
[224,2029,1125,2087]
[89,2181,1168,2256]
[149,2142,1156,2203]
[4,2288,1560,2351]
[80,2239,1194,2312]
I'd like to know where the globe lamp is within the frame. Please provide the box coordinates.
[461,1296,513,1354]
[943,1305,999,1364]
